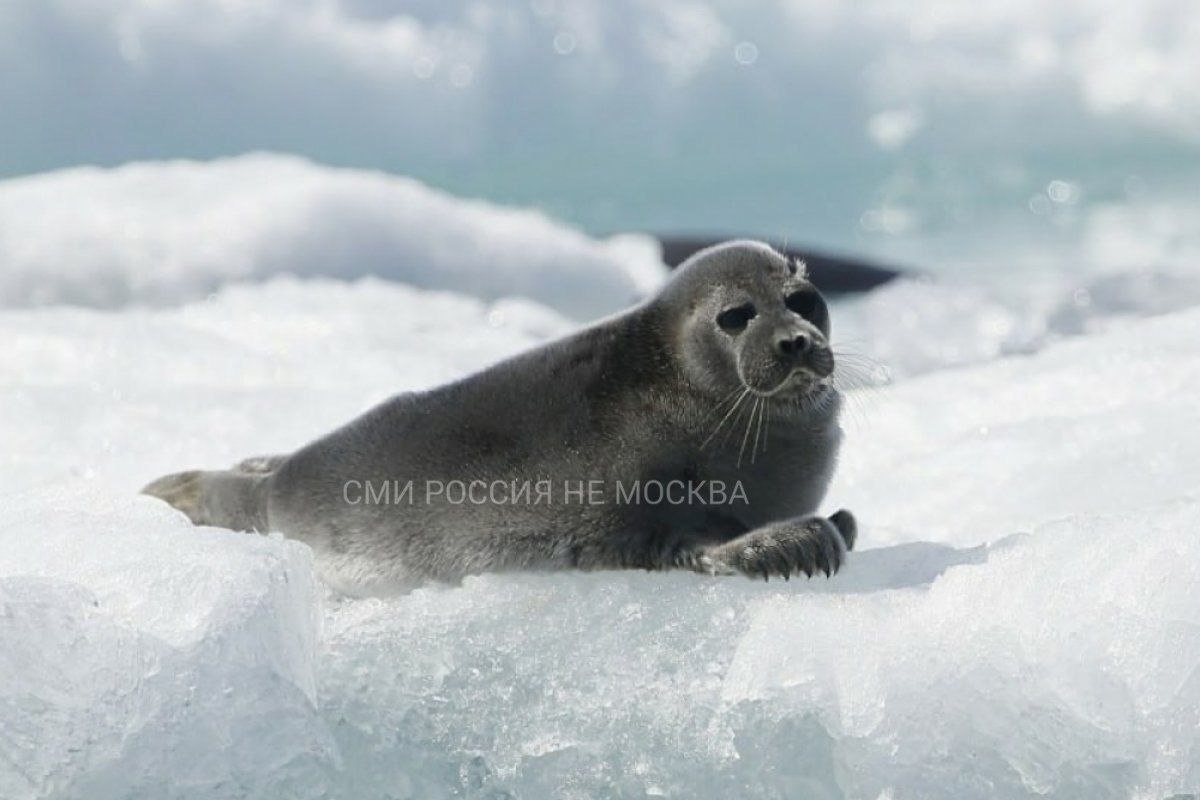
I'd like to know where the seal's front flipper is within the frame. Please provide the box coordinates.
[691,510,856,581]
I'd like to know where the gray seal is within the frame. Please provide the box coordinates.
[144,240,857,593]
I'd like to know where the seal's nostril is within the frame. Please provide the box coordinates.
[779,334,810,357]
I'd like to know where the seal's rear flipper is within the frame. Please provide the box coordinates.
[234,454,288,474]
[142,469,269,532]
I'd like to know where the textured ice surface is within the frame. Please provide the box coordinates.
[0,155,664,318]
[0,490,330,799]
[2,269,1199,797]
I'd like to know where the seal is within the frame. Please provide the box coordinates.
[143,240,857,593]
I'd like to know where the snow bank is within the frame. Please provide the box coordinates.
[2,280,1199,797]
[0,278,569,497]
[834,305,1200,549]
[0,155,664,319]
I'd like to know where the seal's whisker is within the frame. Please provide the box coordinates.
[737,397,760,468]
[831,354,882,369]
[828,362,881,433]
[752,397,762,464]
[831,343,889,385]
[842,392,872,432]
[761,400,771,453]
[705,385,746,419]
[702,387,750,450]
[830,343,890,394]
[751,395,766,464]
[831,360,886,381]
[832,364,876,392]
[829,336,873,348]
[723,390,756,452]
[831,354,883,371]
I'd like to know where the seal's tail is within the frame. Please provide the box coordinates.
[142,467,271,532]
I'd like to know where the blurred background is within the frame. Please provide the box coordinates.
[4,0,1199,277]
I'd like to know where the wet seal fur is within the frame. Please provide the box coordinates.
[144,241,857,593]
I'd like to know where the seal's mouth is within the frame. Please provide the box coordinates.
[744,366,833,398]
[804,347,836,379]
[734,341,835,398]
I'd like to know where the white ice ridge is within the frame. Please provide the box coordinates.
[1,280,1199,797]
[0,154,665,319]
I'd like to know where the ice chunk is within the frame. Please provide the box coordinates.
[310,499,1200,799]
[0,489,332,799]
[723,502,1200,799]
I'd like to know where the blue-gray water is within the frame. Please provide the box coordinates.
[2,0,1198,279]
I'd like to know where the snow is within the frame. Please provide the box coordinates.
[834,267,1200,380]
[3,251,1200,796]
[0,154,664,319]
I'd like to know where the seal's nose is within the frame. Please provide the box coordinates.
[777,333,811,358]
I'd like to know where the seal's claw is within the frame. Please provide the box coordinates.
[707,513,852,582]
[829,509,857,551]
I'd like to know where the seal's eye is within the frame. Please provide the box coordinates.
[785,289,829,331]
[716,303,756,334]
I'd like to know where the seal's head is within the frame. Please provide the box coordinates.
[662,240,835,398]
